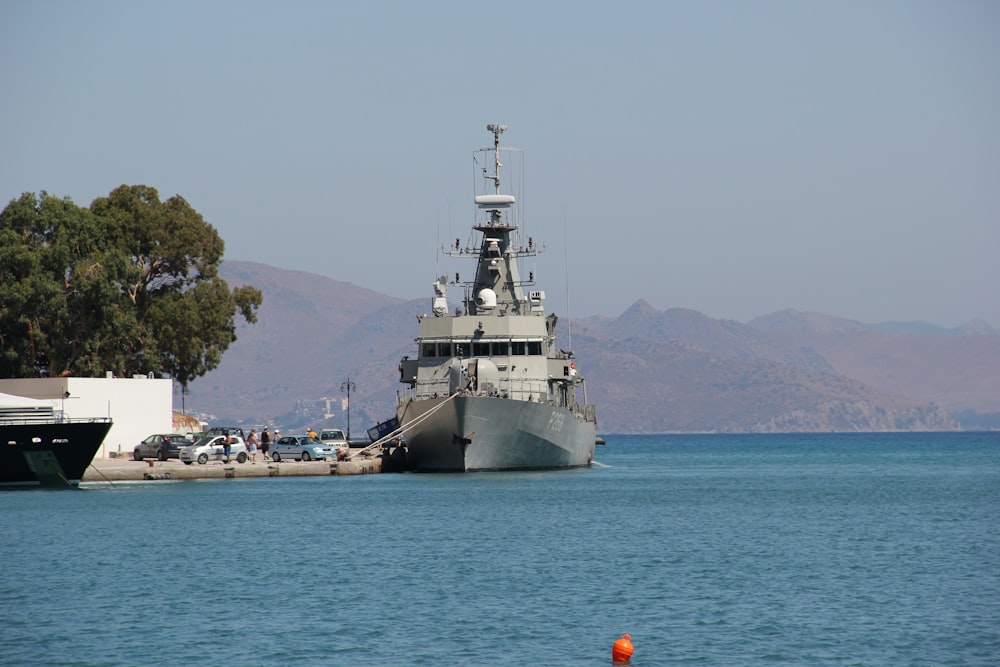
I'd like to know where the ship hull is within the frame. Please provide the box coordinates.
[398,396,596,472]
[0,420,112,487]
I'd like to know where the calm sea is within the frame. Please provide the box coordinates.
[1,433,998,666]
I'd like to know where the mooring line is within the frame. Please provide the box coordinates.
[348,391,460,460]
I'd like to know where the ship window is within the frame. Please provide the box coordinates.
[511,341,526,355]
[473,342,490,356]
[491,341,509,356]
[437,342,452,357]
[527,341,542,355]
[421,343,436,357]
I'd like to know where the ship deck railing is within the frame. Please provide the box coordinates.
[0,416,113,426]
[402,378,552,402]
[399,381,597,423]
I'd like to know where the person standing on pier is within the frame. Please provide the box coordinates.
[247,428,259,463]
[261,427,271,461]
[222,432,232,463]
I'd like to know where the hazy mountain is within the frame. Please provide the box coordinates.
[861,318,997,336]
[179,262,998,434]
[745,309,1000,419]
[572,306,971,433]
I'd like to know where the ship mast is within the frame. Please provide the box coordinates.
[484,123,505,197]
[476,123,510,231]
[443,125,543,316]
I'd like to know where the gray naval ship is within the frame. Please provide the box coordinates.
[396,124,598,471]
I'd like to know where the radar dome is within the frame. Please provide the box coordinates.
[475,288,497,309]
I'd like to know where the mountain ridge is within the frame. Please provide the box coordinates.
[177,261,999,433]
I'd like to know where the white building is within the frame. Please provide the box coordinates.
[0,376,172,458]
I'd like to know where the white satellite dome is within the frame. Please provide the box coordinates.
[475,288,497,309]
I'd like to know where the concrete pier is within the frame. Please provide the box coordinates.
[82,448,398,483]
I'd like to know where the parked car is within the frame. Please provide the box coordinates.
[207,426,246,440]
[270,435,333,462]
[319,429,351,460]
[133,433,189,461]
[319,429,348,447]
[179,435,248,465]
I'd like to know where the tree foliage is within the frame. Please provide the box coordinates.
[0,185,262,389]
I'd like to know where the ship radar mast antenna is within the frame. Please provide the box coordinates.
[564,208,572,354]
[485,123,507,194]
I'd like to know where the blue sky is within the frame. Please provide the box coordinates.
[2,0,998,327]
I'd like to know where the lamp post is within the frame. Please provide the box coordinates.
[340,378,356,440]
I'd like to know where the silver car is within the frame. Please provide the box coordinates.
[270,435,333,462]
[179,435,248,465]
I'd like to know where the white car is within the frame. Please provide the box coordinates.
[179,435,248,465]
[319,429,348,448]
[319,429,350,460]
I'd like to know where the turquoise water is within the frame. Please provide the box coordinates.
[2,432,998,666]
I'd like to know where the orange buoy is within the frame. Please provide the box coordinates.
[612,633,634,663]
